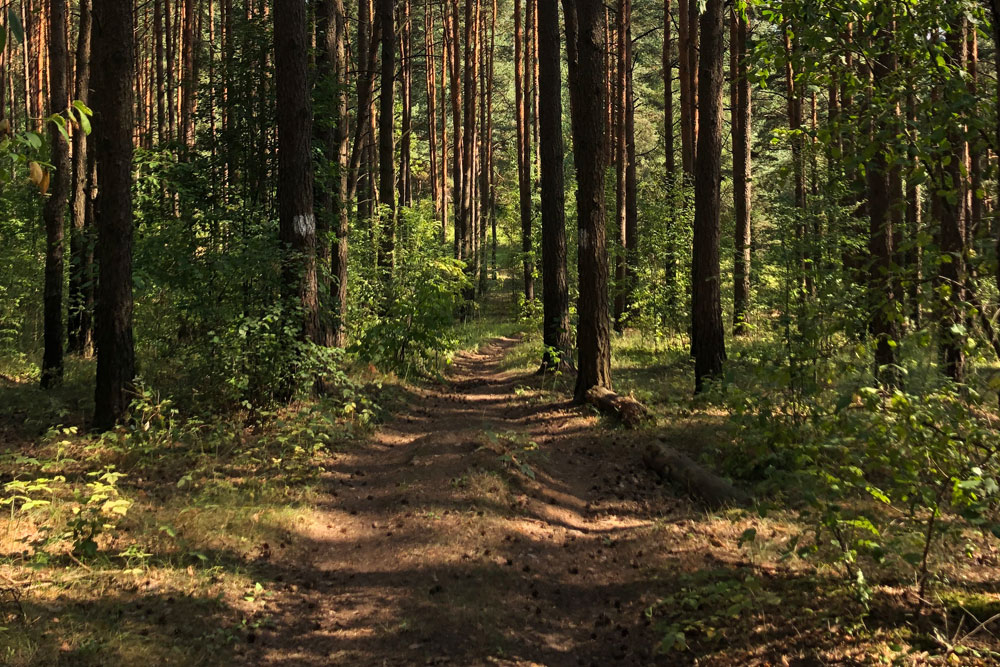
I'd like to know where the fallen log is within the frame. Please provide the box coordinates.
[642,442,751,509]
[584,386,653,428]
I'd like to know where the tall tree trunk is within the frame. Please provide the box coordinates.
[181,0,197,148]
[868,10,898,383]
[939,17,968,381]
[539,0,570,370]
[905,88,922,327]
[275,0,320,343]
[446,0,462,257]
[614,4,627,331]
[677,0,693,177]
[92,0,137,429]
[332,0,349,346]
[663,0,674,178]
[398,0,412,208]
[515,0,533,300]
[41,0,71,388]
[67,0,94,357]
[440,1,450,242]
[990,2,1000,298]
[377,0,396,275]
[731,8,751,336]
[565,0,612,402]
[783,10,808,294]
[691,0,726,392]
[425,0,440,229]
[460,0,479,279]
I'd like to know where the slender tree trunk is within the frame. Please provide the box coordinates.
[539,0,570,370]
[92,0,137,429]
[691,0,726,392]
[990,2,1000,297]
[41,0,71,388]
[565,0,612,402]
[939,17,968,381]
[663,0,674,178]
[440,1,450,243]
[275,0,320,343]
[905,88,922,327]
[677,0,692,177]
[67,0,93,357]
[446,0,462,257]
[783,10,808,294]
[181,0,197,147]
[868,10,898,383]
[515,0,533,300]
[731,8,751,336]
[377,0,396,274]
[398,0,412,208]
[614,4,627,331]
[460,0,479,279]
[425,0,440,229]
[332,0,349,346]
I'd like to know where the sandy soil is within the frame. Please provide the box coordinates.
[244,337,697,666]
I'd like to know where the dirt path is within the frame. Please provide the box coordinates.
[249,337,692,666]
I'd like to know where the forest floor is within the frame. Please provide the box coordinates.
[3,329,1000,665]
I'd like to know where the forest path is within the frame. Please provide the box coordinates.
[251,336,694,666]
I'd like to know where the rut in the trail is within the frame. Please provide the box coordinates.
[248,337,698,666]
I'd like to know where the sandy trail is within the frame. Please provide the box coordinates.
[250,337,685,666]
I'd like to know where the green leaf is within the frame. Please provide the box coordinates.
[72,100,93,135]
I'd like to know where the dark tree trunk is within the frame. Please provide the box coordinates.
[731,9,751,336]
[316,0,348,346]
[868,11,898,383]
[990,2,1000,298]
[460,0,479,280]
[398,0,412,208]
[425,0,440,228]
[67,0,94,357]
[92,0,137,429]
[939,18,968,382]
[614,5,627,332]
[377,0,396,276]
[691,0,726,392]
[275,0,321,343]
[181,0,198,148]
[539,0,570,371]
[663,0,674,179]
[41,0,71,388]
[515,0,534,300]
[905,88,922,327]
[331,0,349,347]
[783,11,808,294]
[565,0,612,402]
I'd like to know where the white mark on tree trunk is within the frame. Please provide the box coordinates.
[294,214,316,238]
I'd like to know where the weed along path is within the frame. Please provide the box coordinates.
[248,336,692,666]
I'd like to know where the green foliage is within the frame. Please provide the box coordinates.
[647,573,781,654]
[353,204,471,377]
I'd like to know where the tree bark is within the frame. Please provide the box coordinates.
[691,0,726,393]
[41,0,71,388]
[565,0,612,402]
[67,0,94,357]
[938,17,968,382]
[867,10,898,383]
[92,0,137,429]
[377,0,396,276]
[275,0,320,344]
[539,0,570,371]
[515,0,534,300]
[181,0,198,148]
[731,8,751,336]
